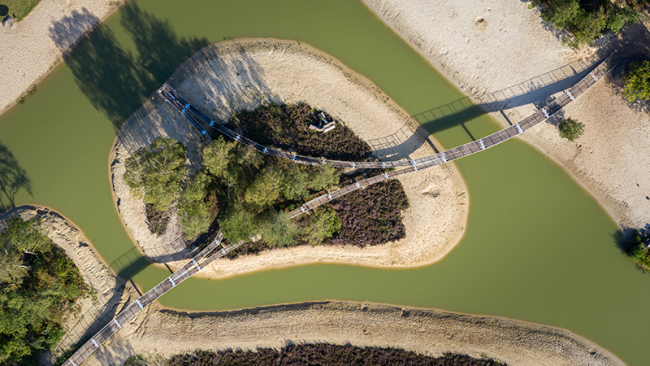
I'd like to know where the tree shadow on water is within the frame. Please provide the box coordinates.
[49,3,209,131]
[120,2,210,84]
[0,140,32,214]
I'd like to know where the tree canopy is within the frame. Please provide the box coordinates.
[0,216,87,366]
[177,172,213,240]
[123,137,187,212]
[623,60,650,103]
[558,118,585,141]
[529,0,638,48]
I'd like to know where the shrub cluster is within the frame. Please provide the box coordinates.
[0,216,88,365]
[124,103,410,255]
[330,179,409,247]
[165,346,505,366]
[623,59,650,104]
[145,204,170,236]
[230,103,372,161]
[620,229,650,270]
[529,0,639,48]
[557,117,585,141]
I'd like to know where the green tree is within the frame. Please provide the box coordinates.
[244,165,283,210]
[259,209,299,247]
[202,136,236,179]
[0,216,87,365]
[542,0,581,29]
[178,200,211,240]
[623,60,650,103]
[281,165,310,201]
[301,207,341,246]
[124,138,187,212]
[307,165,339,191]
[219,203,259,243]
[0,216,52,254]
[180,172,211,203]
[558,118,585,141]
[233,144,264,169]
[0,216,52,285]
[0,249,27,285]
[530,0,639,48]
[177,172,212,240]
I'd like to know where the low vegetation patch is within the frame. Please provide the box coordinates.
[619,228,650,270]
[2,0,41,20]
[131,346,504,366]
[622,59,650,104]
[330,179,409,247]
[528,0,639,48]
[231,103,372,161]
[0,216,88,366]
[124,103,410,255]
[145,204,170,236]
[558,117,585,141]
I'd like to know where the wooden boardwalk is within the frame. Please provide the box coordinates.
[61,232,245,366]
[62,54,615,366]
[160,55,616,219]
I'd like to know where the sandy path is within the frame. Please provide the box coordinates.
[111,39,468,277]
[363,0,650,228]
[0,0,123,114]
[87,300,623,366]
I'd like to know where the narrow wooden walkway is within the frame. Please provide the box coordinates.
[62,54,615,366]
[61,232,244,366]
[160,54,616,219]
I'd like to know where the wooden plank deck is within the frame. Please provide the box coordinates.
[62,53,616,366]
[60,233,246,366]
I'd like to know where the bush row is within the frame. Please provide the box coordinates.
[162,345,505,366]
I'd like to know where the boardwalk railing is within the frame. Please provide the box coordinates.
[61,53,615,366]
[60,232,246,366]
[160,54,617,219]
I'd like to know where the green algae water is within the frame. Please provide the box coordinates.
[0,0,648,364]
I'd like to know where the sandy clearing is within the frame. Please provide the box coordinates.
[363,0,650,228]
[0,0,124,114]
[110,39,469,278]
[87,300,624,366]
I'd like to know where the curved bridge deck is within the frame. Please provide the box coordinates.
[62,53,615,366]
[159,54,616,218]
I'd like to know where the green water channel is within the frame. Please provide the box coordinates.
[0,0,648,364]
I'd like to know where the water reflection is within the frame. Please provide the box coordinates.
[48,3,209,130]
[0,140,32,213]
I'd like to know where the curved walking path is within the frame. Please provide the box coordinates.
[159,54,617,219]
[64,53,615,366]
[61,232,243,366]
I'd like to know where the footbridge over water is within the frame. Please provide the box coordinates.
[62,54,616,366]
[159,54,617,218]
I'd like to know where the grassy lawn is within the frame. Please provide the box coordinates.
[2,0,41,20]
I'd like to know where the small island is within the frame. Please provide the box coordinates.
[110,40,468,278]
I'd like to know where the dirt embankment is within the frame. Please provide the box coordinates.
[363,0,650,228]
[88,300,624,366]
[110,39,469,278]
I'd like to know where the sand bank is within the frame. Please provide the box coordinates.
[1,207,624,366]
[111,39,468,277]
[0,0,124,115]
[363,0,650,228]
[87,300,623,366]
